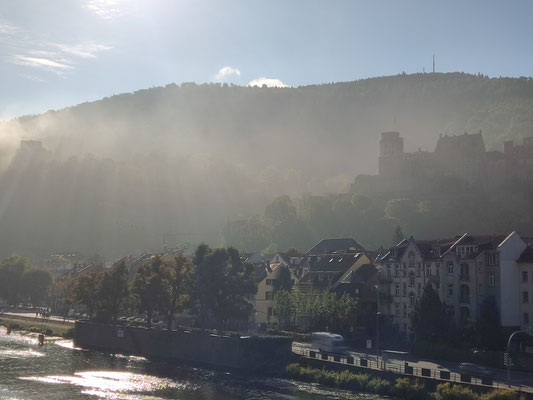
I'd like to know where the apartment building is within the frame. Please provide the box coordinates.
[376,232,526,335]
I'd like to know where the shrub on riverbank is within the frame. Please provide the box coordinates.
[284,363,523,400]
[0,316,74,338]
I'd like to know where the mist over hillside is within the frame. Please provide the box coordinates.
[2,72,533,258]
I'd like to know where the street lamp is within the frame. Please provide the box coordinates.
[506,330,526,387]
[376,311,381,368]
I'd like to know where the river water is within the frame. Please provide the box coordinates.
[0,327,384,400]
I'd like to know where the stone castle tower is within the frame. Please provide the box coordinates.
[378,131,404,176]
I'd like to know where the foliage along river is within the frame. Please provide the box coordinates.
[0,327,385,400]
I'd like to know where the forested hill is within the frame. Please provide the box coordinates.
[5,73,533,191]
[1,72,533,258]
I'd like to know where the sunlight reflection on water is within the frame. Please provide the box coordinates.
[21,370,195,398]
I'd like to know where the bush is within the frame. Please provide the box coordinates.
[366,377,391,394]
[481,389,520,400]
[394,378,431,400]
[434,383,479,400]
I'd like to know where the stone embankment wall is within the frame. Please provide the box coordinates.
[74,322,292,372]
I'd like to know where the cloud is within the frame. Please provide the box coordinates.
[84,0,130,20]
[215,66,241,81]
[51,42,113,59]
[1,19,112,76]
[11,55,73,71]
[247,77,290,88]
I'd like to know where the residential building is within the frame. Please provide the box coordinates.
[376,232,527,336]
[517,246,533,334]
[254,262,299,329]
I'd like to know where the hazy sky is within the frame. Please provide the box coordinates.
[1,0,533,118]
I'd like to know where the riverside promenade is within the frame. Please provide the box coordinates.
[292,342,533,395]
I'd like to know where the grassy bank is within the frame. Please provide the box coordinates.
[285,363,524,400]
[0,314,74,338]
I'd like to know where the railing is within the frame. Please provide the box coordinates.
[291,344,531,393]
[459,296,471,304]
[460,274,470,282]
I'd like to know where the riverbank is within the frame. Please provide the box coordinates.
[0,313,74,338]
[285,363,526,400]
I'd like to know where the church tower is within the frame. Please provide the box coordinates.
[379,131,404,175]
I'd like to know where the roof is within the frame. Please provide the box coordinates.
[337,263,377,285]
[310,253,363,272]
[518,246,533,264]
[307,238,365,255]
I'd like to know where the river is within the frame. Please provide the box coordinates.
[0,327,385,400]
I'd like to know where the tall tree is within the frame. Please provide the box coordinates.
[70,271,103,319]
[131,257,165,329]
[410,283,449,342]
[274,290,294,330]
[22,269,52,306]
[0,255,32,305]
[191,244,256,330]
[393,225,405,244]
[96,261,129,323]
[159,254,193,330]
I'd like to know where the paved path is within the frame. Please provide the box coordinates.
[293,342,533,394]
[1,311,75,325]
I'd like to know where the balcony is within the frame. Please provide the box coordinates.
[459,274,470,282]
[459,296,470,304]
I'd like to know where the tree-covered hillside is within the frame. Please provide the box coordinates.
[1,72,533,258]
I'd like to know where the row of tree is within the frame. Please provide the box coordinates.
[274,289,358,333]
[0,256,52,306]
[68,244,257,330]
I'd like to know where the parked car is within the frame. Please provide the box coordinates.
[458,363,492,377]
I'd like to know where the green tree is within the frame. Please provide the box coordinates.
[96,261,129,323]
[410,284,449,342]
[393,226,405,244]
[475,296,503,350]
[274,290,294,330]
[131,257,165,329]
[160,254,193,330]
[70,271,103,319]
[192,244,256,330]
[22,269,52,306]
[265,195,297,224]
[0,255,32,305]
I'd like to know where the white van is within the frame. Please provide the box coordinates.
[311,332,348,353]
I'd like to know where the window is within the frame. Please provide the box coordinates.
[266,291,274,300]
[394,265,400,277]
[489,273,496,287]
[524,312,530,325]
[395,284,400,296]
[402,303,407,316]
[447,284,454,297]
[387,264,392,277]
[436,264,440,276]
[402,283,407,297]
[409,292,415,306]
[417,264,422,277]
[417,283,422,296]
[409,272,415,287]
[267,307,273,316]
[447,262,454,275]
[523,271,529,283]
[395,303,400,315]
[487,253,498,266]
[408,251,415,267]
[426,265,431,276]
[266,279,272,285]
[523,291,529,304]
